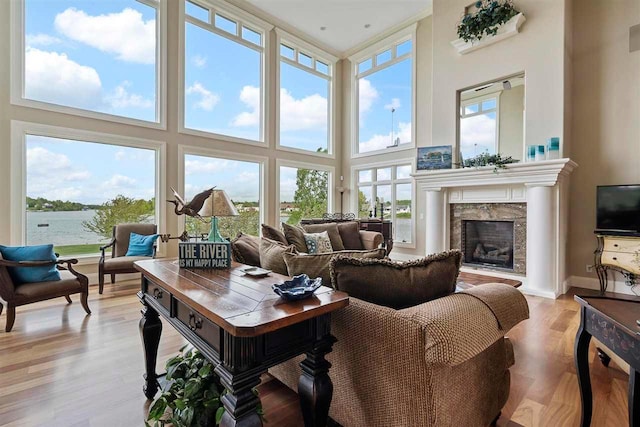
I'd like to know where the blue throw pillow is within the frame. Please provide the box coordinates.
[125,233,159,257]
[0,244,61,284]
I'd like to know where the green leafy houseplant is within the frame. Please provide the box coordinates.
[458,152,519,173]
[457,1,519,43]
[146,346,225,427]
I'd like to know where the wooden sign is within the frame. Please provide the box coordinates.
[178,241,231,269]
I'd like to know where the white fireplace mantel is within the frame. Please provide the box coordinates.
[412,158,578,299]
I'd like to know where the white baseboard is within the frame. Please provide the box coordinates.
[518,286,558,299]
[565,274,637,295]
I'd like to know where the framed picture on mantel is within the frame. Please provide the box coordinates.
[417,145,453,170]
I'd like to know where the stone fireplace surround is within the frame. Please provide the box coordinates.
[412,159,577,299]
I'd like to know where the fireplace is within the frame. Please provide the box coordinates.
[462,220,515,271]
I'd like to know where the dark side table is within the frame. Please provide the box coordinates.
[575,294,640,427]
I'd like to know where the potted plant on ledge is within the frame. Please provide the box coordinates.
[451,0,526,55]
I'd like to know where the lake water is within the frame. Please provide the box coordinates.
[27,210,107,246]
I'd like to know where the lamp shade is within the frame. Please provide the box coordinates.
[198,189,239,217]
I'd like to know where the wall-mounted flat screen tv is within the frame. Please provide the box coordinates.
[596,185,640,234]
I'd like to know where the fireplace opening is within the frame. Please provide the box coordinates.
[462,220,514,270]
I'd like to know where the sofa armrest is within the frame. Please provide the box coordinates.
[400,284,528,366]
[359,230,383,249]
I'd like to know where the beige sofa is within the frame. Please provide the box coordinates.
[269,283,529,427]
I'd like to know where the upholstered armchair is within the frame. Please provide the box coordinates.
[98,223,157,294]
[0,254,90,332]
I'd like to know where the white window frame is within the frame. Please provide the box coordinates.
[177,145,268,235]
[351,158,416,248]
[179,0,273,147]
[10,0,168,130]
[10,120,167,262]
[349,24,417,158]
[275,28,337,159]
[459,92,501,156]
[275,159,334,223]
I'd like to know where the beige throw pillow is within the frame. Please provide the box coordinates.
[283,248,386,287]
[282,223,308,253]
[303,231,333,254]
[259,238,296,275]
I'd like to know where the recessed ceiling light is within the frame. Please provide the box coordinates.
[320,26,326,31]
[364,24,371,29]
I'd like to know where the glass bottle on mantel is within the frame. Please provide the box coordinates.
[535,145,546,161]
[547,137,560,160]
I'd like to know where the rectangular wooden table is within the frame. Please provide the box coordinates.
[135,259,349,427]
[574,293,640,427]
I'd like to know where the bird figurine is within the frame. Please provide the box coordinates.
[168,187,214,221]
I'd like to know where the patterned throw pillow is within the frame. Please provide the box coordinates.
[303,231,333,254]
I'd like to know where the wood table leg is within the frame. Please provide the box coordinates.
[138,293,162,400]
[575,306,593,427]
[629,368,640,427]
[299,315,337,427]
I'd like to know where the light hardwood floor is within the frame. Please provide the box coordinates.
[0,282,630,427]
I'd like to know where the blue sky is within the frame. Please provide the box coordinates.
[24,0,411,204]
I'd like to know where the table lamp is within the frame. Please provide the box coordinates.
[198,189,238,242]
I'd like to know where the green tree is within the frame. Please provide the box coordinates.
[185,210,259,240]
[358,190,370,219]
[287,168,328,225]
[82,195,155,239]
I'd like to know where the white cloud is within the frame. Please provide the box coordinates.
[280,88,327,131]
[186,82,220,111]
[231,85,260,127]
[359,121,412,153]
[358,78,378,118]
[26,33,62,47]
[384,98,401,111]
[184,158,231,175]
[115,150,126,161]
[460,114,497,154]
[105,81,153,109]
[26,147,92,200]
[25,47,103,110]
[104,174,137,187]
[54,7,155,64]
[192,54,207,68]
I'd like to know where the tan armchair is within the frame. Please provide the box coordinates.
[98,223,157,294]
[0,254,90,332]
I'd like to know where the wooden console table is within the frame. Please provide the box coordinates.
[594,233,640,293]
[135,259,349,427]
[574,294,640,427]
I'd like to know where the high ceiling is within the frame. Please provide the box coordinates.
[244,0,432,54]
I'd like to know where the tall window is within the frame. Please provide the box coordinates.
[356,164,413,244]
[183,0,266,142]
[25,135,157,256]
[183,154,261,238]
[279,165,330,225]
[278,35,333,154]
[353,31,414,155]
[21,0,160,122]
[460,95,499,160]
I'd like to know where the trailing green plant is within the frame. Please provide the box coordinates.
[457,152,519,173]
[457,1,519,43]
[146,345,225,427]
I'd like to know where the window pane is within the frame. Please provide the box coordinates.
[279,166,328,224]
[358,169,372,183]
[185,22,261,141]
[482,98,497,111]
[298,52,313,68]
[376,49,392,65]
[395,183,412,243]
[376,167,391,181]
[279,62,329,152]
[280,44,294,59]
[25,135,156,256]
[186,1,208,22]
[460,111,498,159]
[215,13,237,35]
[464,103,479,114]
[184,155,260,238]
[24,0,158,122]
[358,186,372,218]
[316,61,329,75]
[358,58,372,74]
[396,39,412,56]
[359,57,412,153]
[242,26,261,46]
[396,164,412,179]
[376,185,391,217]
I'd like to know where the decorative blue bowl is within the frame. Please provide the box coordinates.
[272,274,322,301]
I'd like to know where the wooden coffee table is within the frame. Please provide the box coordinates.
[135,259,349,427]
